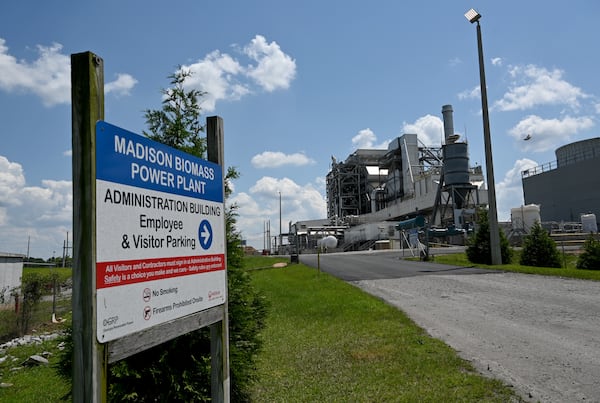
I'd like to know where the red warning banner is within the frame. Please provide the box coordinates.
[96,254,225,289]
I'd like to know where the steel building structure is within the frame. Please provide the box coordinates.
[326,106,488,241]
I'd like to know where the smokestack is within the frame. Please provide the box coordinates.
[441,104,454,140]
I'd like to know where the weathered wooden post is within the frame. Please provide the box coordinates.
[71,51,107,402]
[207,116,230,402]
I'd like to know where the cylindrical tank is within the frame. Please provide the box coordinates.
[443,142,471,210]
[317,235,338,249]
[511,204,541,232]
[581,213,598,233]
[443,143,470,186]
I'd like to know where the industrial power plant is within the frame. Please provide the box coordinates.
[289,104,489,253]
[280,106,600,255]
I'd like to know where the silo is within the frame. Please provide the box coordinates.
[443,143,471,209]
[441,105,471,210]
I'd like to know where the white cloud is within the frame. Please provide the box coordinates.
[251,151,315,168]
[182,50,246,112]
[105,73,138,96]
[0,38,137,106]
[231,176,326,249]
[494,64,588,112]
[0,156,72,257]
[0,156,26,207]
[0,35,293,111]
[496,158,538,221]
[352,128,376,148]
[458,85,480,100]
[401,114,444,147]
[491,57,503,66]
[244,35,296,92]
[180,35,296,112]
[508,115,595,152]
[448,57,462,67]
[0,40,70,106]
[351,128,390,149]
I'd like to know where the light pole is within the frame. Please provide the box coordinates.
[465,8,502,265]
[278,191,282,254]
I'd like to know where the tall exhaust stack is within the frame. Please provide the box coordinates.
[442,104,455,141]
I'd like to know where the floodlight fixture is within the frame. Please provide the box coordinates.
[465,8,481,24]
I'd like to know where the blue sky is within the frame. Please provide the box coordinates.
[1,1,599,258]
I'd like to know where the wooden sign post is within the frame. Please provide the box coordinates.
[71,51,107,402]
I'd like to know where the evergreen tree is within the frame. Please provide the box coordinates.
[466,208,512,265]
[55,68,266,402]
[519,222,562,268]
[576,234,600,270]
[143,68,206,157]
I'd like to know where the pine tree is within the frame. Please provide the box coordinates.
[576,235,600,270]
[143,68,206,158]
[466,208,512,265]
[519,222,562,267]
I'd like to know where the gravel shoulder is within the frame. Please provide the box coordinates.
[354,272,600,403]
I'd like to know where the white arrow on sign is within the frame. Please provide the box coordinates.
[198,219,213,250]
[201,225,211,244]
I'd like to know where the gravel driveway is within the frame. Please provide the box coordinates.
[353,272,600,402]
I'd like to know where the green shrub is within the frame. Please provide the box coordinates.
[466,208,512,265]
[520,222,562,268]
[18,272,48,335]
[576,235,600,270]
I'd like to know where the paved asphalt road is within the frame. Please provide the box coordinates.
[299,250,600,403]
[298,248,495,281]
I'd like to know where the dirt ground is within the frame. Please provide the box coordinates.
[354,272,600,403]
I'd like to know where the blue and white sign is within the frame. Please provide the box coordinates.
[95,121,226,343]
[96,121,223,202]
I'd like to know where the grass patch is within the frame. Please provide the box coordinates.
[432,252,600,281]
[0,334,70,402]
[244,255,290,270]
[249,259,520,402]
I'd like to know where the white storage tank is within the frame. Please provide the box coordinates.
[317,235,338,250]
[581,213,598,233]
[511,204,541,233]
